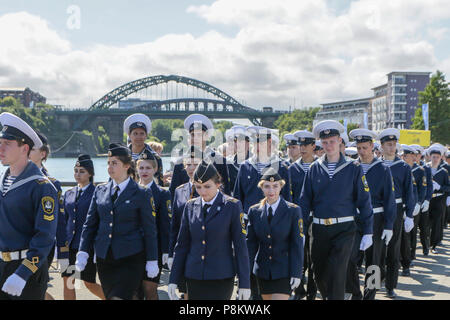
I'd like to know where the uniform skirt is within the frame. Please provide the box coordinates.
[256,276,291,295]
[96,249,145,300]
[61,248,97,283]
[186,277,234,300]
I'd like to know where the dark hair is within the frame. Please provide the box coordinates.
[87,166,95,183]
[16,140,31,156]
[116,154,136,179]
[39,144,50,162]
[211,172,222,185]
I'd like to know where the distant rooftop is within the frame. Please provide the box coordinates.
[387,71,431,76]
[321,97,372,107]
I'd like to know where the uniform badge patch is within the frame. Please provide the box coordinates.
[166,200,172,213]
[42,196,55,221]
[422,176,427,187]
[240,213,247,234]
[298,218,304,238]
[362,175,370,192]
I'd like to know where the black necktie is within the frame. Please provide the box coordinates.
[111,186,120,203]
[203,204,211,220]
[268,206,273,225]
[76,189,82,202]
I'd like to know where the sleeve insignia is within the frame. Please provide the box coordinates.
[287,202,299,208]
[362,175,370,192]
[166,199,172,213]
[150,197,156,217]
[240,212,247,234]
[298,218,304,238]
[42,196,55,221]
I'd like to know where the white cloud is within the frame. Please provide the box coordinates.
[0,1,449,110]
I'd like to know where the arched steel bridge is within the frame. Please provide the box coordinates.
[89,74,255,113]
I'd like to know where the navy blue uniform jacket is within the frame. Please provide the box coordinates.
[149,182,171,255]
[79,179,158,261]
[169,192,250,288]
[300,154,373,235]
[247,198,304,280]
[233,157,291,214]
[0,161,58,281]
[63,184,95,250]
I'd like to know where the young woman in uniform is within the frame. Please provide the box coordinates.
[246,168,304,300]
[168,161,251,300]
[76,143,159,300]
[61,155,105,300]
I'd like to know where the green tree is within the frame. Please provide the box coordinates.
[411,70,450,144]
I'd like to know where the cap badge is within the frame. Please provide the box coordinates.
[389,135,394,139]
[76,162,80,167]
[2,126,8,132]
[301,138,305,141]
[108,151,112,157]
[269,177,274,182]
[137,122,143,127]
[143,153,147,159]
[324,130,330,135]
[357,136,362,140]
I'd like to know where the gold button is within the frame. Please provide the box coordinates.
[202,241,206,245]
[202,226,205,230]
[73,209,76,212]
[110,211,113,215]
[109,234,112,238]
[73,220,75,223]
[269,256,272,260]
[110,223,113,227]
[201,255,205,260]
[269,246,272,249]
[73,231,75,234]
[267,235,271,239]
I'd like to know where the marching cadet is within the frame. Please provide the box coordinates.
[373,142,382,158]
[61,155,105,300]
[402,145,426,270]
[136,149,171,300]
[426,145,449,254]
[446,150,450,229]
[168,149,202,300]
[289,129,317,300]
[233,126,291,215]
[410,144,433,256]
[283,134,301,164]
[124,113,163,185]
[169,114,230,197]
[299,120,373,300]
[348,129,396,300]
[28,132,67,300]
[168,161,251,300]
[226,126,250,196]
[434,144,450,243]
[246,168,304,300]
[377,128,416,298]
[76,143,159,300]
[0,112,58,300]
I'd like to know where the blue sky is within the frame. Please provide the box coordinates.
[0,0,449,110]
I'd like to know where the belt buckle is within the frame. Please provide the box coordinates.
[2,252,11,262]
[324,218,333,226]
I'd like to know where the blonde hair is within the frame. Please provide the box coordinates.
[136,158,158,170]
[257,179,286,207]
[148,141,163,154]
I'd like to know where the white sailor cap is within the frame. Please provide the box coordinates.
[293,130,315,145]
[315,140,323,150]
[396,143,402,153]
[409,144,424,154]
[247,126,272,143]
[430,143,446,155]
[446,150,450,158]
[401,144,416,155]
[313,120,345,139]
[345,147,358,156]
[123,113,152,135]
[378,128,400,143]
[271,130,279,145]
[0,112,42,149]
[373,142,380,150]
[283,133,299,146]
[427,144,445,156]
[184,114,213,132]
[349,128,377,143]
[225,129,234,142]
[341,131,350,146]
[348,141,357,148]
[230,125,249,139]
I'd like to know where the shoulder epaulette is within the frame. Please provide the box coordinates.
[96,182,108,187]
[225,196,239,203]
[187,198,196,204]
[36,178,50,185]
[287,202,299,208]
[176,183,188,190]
[353,161,360,166]
[250,203,261,209]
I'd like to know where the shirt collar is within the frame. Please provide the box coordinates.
[78,183,91,193]
[113,177,131,192]
[201,190,220,207]
[146,180,154,189]
[265,197,281,215]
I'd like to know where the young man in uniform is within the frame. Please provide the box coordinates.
[300,120,373,300]
[0,112,58,300]
[377,128,416,298]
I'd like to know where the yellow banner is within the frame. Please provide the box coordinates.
[399,130,430,146]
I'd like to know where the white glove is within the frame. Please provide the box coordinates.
[1,274,26,297]
[404,217,414,233]
[238,288,251,300]
[162,253,169,266]
[446,196,450,207]
[413,203,421,216]
[359,234,373,251]
[58,259,70,273]
[432,181,441,191]
[146,260,159,278]
[290,277,301,290]
[168,283,180,300]
[421,200,430,212]
[167,257,173,271]
[93,253,96,264]
[75,251,89,272]
[381,229,393,245]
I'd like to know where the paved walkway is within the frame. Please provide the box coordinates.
[46,228,450,300]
